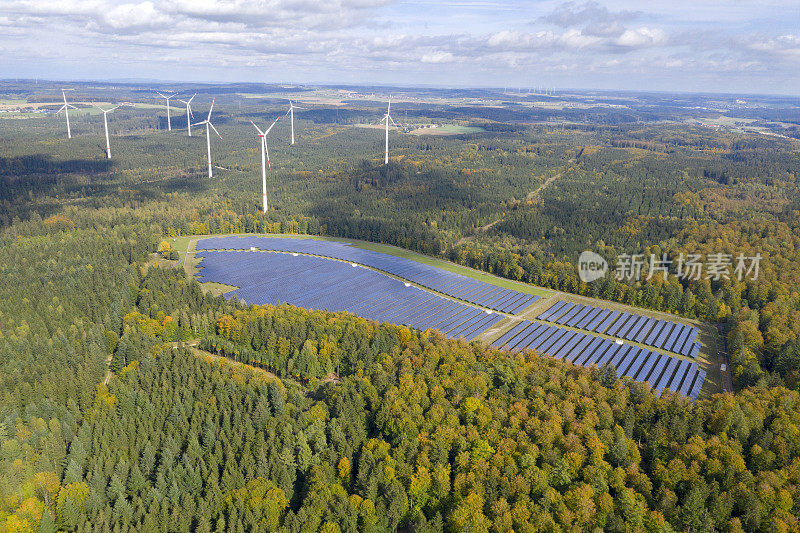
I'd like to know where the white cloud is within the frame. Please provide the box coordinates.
[0,0,798,92]
[615,27,666,48]
[421,51,454,63]
[101,2,170,30]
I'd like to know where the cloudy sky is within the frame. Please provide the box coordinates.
[1,0,798,94]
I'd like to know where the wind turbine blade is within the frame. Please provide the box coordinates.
[265,115,281,135]
[92,103,103,111]
[68,104,78,109]
[108,106,120,113]
[155,91,166,99]
[389,115,397,126]
[191,121,207,127]
[250,120,265,136]
[265,141,271,169]
[188,93,196,104]
[57,105,67,113]
[208,122,222,139]
[207,98,215,121]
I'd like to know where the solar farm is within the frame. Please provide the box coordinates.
[192,235,708,398]
[196,236,540,313]
[492,320,705,399]
[536,301,701,359]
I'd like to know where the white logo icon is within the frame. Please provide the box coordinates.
[578,251,608,283]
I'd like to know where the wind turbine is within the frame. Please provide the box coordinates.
[155,90,176,130]
[178,93,197,136]
[56,89,77,139]
[192,99,222,178]
[286,100,306,145]
[379,96,397,165]
[92,103,131,159]
[250,115,282,213]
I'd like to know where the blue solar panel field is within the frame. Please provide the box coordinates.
[196,236,540,314]
[491,319,706,399]
[193,236,705,399]
[536,301,702,358]
[195,249,503,342]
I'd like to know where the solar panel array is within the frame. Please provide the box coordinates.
[195,250,503,342]
[492,320,706,399]
[537,301,701,358]
[196,236,539,314]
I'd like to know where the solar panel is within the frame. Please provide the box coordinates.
[616,347,642,376]
[679,363,698,396]
[655,358,679,391]
[646,354,668,388]
[689,343,701,359]
[508,295,539,314]
[593,341,622,368]
[663,324,686,352]
[538,300,568,321]
[586,309,612,331]
[509,325,546,352]
[595,310,621,334]
[626,315,652,340]
[653,323,675,348]
[644,320,667,345]
[672,326,693,355]
[554,333,586,360]
[544,331,578,357]
[576,307,602,329]
[633,352,656,381]
[605,312,632,337]
[665,360,691,393]
[549,302,576,323]
[689,369,706,399]
[679,329,699,356]
[494,321,533,348]
[566,306,594,327]
[573,335,605,366]
[617,314,644,339]
[556,304,585,325]
[564,335,596,363]
[610,344,633,369]
[531,327,568,353]
[633,318,658,343]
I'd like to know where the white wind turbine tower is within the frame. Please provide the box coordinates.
[56,89,77,139]
[92,102,131,159]
[192,99,222,178]
[379,96,397,165]
[155,90,176,130]
[178,93,197,136]
[286,100,306,145]
[250,115,282,213]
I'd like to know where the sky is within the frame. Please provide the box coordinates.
[1,0,799,94]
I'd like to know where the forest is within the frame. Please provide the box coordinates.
[1,80,800,531]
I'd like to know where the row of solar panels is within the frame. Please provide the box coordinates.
[195,250,502,342]
[537,301,701,358]
[492,320,705,399]
[196,236,539,314]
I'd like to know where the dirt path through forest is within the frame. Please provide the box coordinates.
[455,165,570,246]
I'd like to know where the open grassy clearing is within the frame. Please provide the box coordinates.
[408,124,485,135]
